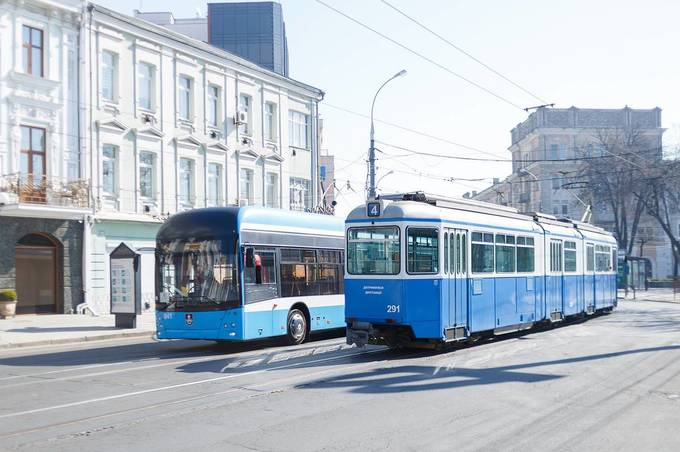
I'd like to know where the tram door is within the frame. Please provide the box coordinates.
[445,229,468,328]
[547,239,564,318]
[584,243,595,311]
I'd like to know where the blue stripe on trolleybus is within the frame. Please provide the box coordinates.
[157,303,345,341]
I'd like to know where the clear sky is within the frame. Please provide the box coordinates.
[96,0,680,216]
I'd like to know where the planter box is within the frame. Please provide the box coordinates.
[0,300,17,318]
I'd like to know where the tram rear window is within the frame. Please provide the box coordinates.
[347,226,400,275]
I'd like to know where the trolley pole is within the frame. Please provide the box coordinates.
[368,69,407,200]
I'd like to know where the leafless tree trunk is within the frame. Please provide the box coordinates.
[578,128,656,256]
[633,155,680,278]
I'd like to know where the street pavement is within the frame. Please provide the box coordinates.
[0,312,156,348]
[0,299,679,451]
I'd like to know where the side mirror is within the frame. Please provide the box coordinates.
[245,248,255,268]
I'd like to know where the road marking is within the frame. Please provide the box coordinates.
[0,348,383,419]
[0,353,387,441]
[0,338,348,383]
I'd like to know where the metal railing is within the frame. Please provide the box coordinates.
[0,173,90,208]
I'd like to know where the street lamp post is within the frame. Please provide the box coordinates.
[518,167,541,212]
[368,70,406,200]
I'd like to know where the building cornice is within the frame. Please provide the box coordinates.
[89,3,324,100]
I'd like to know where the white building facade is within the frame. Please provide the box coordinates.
[0,0,89,314]
[0,1,325,314]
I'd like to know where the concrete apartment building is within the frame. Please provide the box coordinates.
[0,0,325,315]
[473,106,677,278]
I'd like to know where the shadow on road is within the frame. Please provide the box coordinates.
[0,329,344,368]
[292,345,680,394]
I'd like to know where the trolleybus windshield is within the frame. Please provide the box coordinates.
[156,238,239,310]
[347,226,400,275]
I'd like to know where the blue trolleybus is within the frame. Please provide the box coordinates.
[155,207,345,344]
[345,193,618,348]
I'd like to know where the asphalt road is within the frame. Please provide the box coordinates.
[1,300,680,452]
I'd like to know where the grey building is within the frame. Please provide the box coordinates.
[208,2,289,76]
[473,106,676,278]
[134,11,208,41]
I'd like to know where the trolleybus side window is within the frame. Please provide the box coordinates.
[280,248,320,297]
[495,234,516,273]
[244,248,279,303]
[347,226,400,275]
[564,241,577,272]
[472,232,494,273]
[318,249,344,295]
[407,227,439,274]
[586,244,595,272]
[516,236,535,272]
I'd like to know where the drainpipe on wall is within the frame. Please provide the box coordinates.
[76,3,98,316]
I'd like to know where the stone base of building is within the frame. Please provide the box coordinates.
[0,216,83,314]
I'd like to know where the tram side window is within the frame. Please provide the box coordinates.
[244,248,279,303]
[516,236,535,272]
[407,228,439,274]
[495,234,516,273]
[550,241,563,272]
[472,232,494,273]
[586,244,595,272]
[564,241,577,272]
[595,245,612,272]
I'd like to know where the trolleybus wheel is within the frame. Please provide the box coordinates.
[286,309,308,345]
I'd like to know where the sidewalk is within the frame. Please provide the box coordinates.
[618,287,679,303]
[0,312,156,349]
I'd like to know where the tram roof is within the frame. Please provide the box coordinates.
[346,192,616,243]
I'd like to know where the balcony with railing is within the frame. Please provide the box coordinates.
[0,174,90,217]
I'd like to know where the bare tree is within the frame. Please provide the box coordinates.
[577,128,658,256]
[634,156,680,277]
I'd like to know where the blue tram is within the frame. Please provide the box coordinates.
[344,193,617,348]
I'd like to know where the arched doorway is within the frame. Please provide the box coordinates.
[15,233,58,314]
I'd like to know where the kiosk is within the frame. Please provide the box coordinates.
[109,243,141,328]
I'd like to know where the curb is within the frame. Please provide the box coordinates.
[0,330,155,350]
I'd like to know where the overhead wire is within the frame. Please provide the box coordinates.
[378,0,548,105]
[314,0,526,111]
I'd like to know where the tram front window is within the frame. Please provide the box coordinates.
[156,238,239,310]
[347,226,400,275]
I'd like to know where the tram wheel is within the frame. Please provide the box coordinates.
[286,308,308,345]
